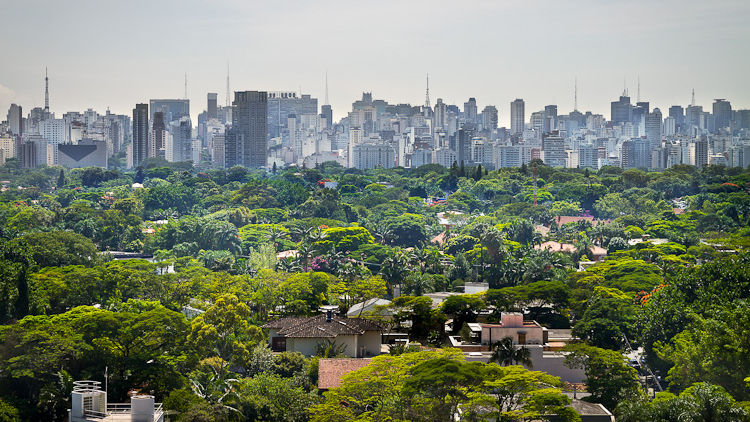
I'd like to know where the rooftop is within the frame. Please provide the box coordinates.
[262,314,386,338]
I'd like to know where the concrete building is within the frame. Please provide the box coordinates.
[578,143,598,169]
[233,91,268,168]
[352,143,395,169]
[610,92,632,125]
[456,123,476,164]
[645,108,663,150]
[713,99,732,132]
[510,99,525,135]
[168,116,192,163]
[267,91,318,138]
[622,139,651,169]
[542,134,566,167]
[58,139,107,168]
[481,105,498,132]
[131,104,149,168]
[435,148,457,168]
[464,97,478,123]
[148,99,189,124]
[207,93,218,120]
[689,138,708,168]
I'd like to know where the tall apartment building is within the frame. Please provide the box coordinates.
[132,103,149,168]
[645,108,663,150]
[481,105,498,132]
[233,91,268,168]
[510,99,525,135]
[611,93,632,124]
[541,134,566,167]
[712,99,732,132]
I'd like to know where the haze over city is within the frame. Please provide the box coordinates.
[1,0,749,123]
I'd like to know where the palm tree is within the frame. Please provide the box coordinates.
[490,336,533,368]
[264,226,288,251]
[574,235,595,262]
[39,370,74,421]
[291,226,313,243]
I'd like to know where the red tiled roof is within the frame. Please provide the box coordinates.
[262,314,386,338]
[318,358,372,390]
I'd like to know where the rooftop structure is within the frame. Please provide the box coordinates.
[69,380,163,422]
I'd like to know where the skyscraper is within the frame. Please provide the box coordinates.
[481,105,498,131]
[132,104,149,168]
[510,99,525,135]
[645,108,663,150]
[321,104,333,128]
[669,105,684,128]
[543,105,557,133]
[151,111,166,158]
[712,99,732,132]
[610,92,632,124]
[207,93,218,120]
[464,98,478,123]
[456,123,476,165]
[233,91,268,168]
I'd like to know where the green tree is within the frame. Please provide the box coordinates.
[563,344,641,410]
[490,336,534,368]
[188,294,263,366]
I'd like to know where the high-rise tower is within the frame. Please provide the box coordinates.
[232,91,268,168]
[132,104,149,168]
[510,99,525,135]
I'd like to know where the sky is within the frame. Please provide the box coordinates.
[1,0,749,125]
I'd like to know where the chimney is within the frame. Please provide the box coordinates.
[326,309,333,322]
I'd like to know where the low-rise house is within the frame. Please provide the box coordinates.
[262,311,386,358]
[481,313,548,346]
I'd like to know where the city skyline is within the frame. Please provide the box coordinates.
[1,0,749,124]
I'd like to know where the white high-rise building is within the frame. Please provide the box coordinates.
[347,126,363,167]
[39,118,65,164]
[645,108,663,150]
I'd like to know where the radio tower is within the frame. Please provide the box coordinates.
[184,72,188,100]
[637,76,641,103]
[325,70,329,106]
[226,63,231,107]
[574,77,578,112]
[425,73,430,108]
[44,68,49,112]
[691,89,695,107]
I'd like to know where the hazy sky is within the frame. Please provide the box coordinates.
[1,0,748,125]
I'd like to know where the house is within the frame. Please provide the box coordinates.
[550,216,611,228]
[262,311,386,358]
[535,241,608,261]
[481,313,548,346]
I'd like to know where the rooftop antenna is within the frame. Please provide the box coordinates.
[325,70,329,106]
[44,68,49,112]
[184,72,188,100]
[425,73,430,108]
[574,77,578,112]
[226,63,231,107]
[691,89,695,107]
[637,76,641,103]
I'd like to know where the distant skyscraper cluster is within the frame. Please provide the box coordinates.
[2,70,750,171]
